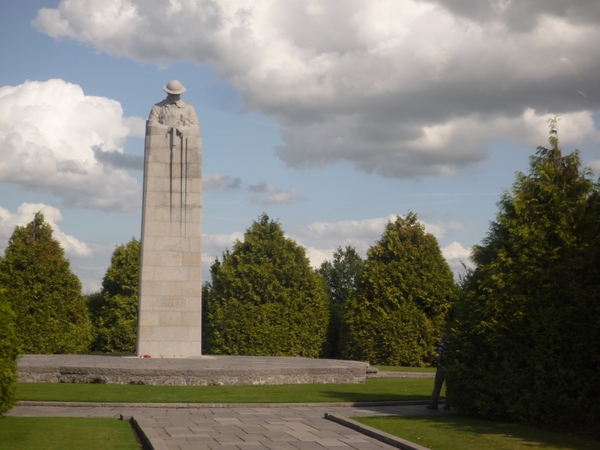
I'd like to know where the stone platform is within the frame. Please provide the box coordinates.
[18,355,369,386]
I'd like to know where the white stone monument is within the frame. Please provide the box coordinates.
[137,80,202,357]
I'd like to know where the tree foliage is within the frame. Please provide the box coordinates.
[0,289,18,415]
[318,245,364,357]
[446,120,600,424]
[88,238,140,354]
[342,213,457,366]
[203,214,330,357]
[0,213,91,354]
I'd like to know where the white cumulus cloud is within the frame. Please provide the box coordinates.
[0,79,142,211]
[441,241,474,278]
[0,202,91,257]
[34,1,600,178]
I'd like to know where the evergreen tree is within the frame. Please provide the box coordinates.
[0,213,91,354]
[0,288,18,415]
[446,119,600,424]
[204,214,330,357]
[89,238,140,353]
[318,246,364,357]
[342,213,457,366]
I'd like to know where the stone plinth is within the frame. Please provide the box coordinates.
[137,122,202,357]
[17,355,369,386]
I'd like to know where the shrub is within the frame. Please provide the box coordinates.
[0,213,91,354]
[446,121,600,424]
[342,213,457,366]
[88,238,140,354]
[203,214,330,357]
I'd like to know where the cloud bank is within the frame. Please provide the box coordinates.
[0,79,142,211]
[0,202,91,257]
[35,1,600,178]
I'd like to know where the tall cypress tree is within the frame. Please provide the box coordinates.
[0,213,91,354]
[342,213,457,366]
[0,288,18,415]
[88,238,140,354]
[447,120,600,424]
[203,214,330,357]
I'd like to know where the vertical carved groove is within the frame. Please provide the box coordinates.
[169,129,174,223]
[184,137,188,236]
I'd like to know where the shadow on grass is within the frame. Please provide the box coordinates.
[357,415,599,450]
[316,391,431,402]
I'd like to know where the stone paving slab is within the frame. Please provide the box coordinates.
[18,354,369,386]
[8,403,453,450]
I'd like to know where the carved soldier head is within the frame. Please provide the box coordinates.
[163,79,186,95]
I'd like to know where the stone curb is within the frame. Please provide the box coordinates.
[121,415,168,450]
[324,412,430,450]
[368,372,435,379]
[17,400,431,409]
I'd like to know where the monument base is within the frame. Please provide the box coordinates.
[17,355,369,386]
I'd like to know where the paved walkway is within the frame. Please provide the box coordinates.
[9,403,452,450]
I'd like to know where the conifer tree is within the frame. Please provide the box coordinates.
[0,288,18,415]
[318,245,364,357]
[88,238,140,353]
[342,213,457,366]
[204,214,330,357]
[447,119,600,424]
[0,213,91,354]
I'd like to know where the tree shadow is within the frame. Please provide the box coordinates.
[358,414,599,450]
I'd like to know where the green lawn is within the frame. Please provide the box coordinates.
[17,378,436,403]
[0,417,141,450]
[373,365,436,373]
[353,415,598,450]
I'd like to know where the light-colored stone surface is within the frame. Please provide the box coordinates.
[138,82,202,358]
[9,403,452,450]
[17,355,369,386]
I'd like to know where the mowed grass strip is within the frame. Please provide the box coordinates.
[353,415,598,450]
[17,378,435,403]
[0,417,141,450]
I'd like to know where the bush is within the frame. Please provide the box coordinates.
[203,214,330,357]
[446,121,600,424]
[342,213,457,366]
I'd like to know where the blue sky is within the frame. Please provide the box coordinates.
[2,0,600,292]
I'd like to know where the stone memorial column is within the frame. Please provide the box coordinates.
[137,80,202,358]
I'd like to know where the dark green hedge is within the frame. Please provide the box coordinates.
[0,213,91,354]
[342,213,457,366]
[0,289,18,415]
[88,238,140,354]
[446,126,600,424]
